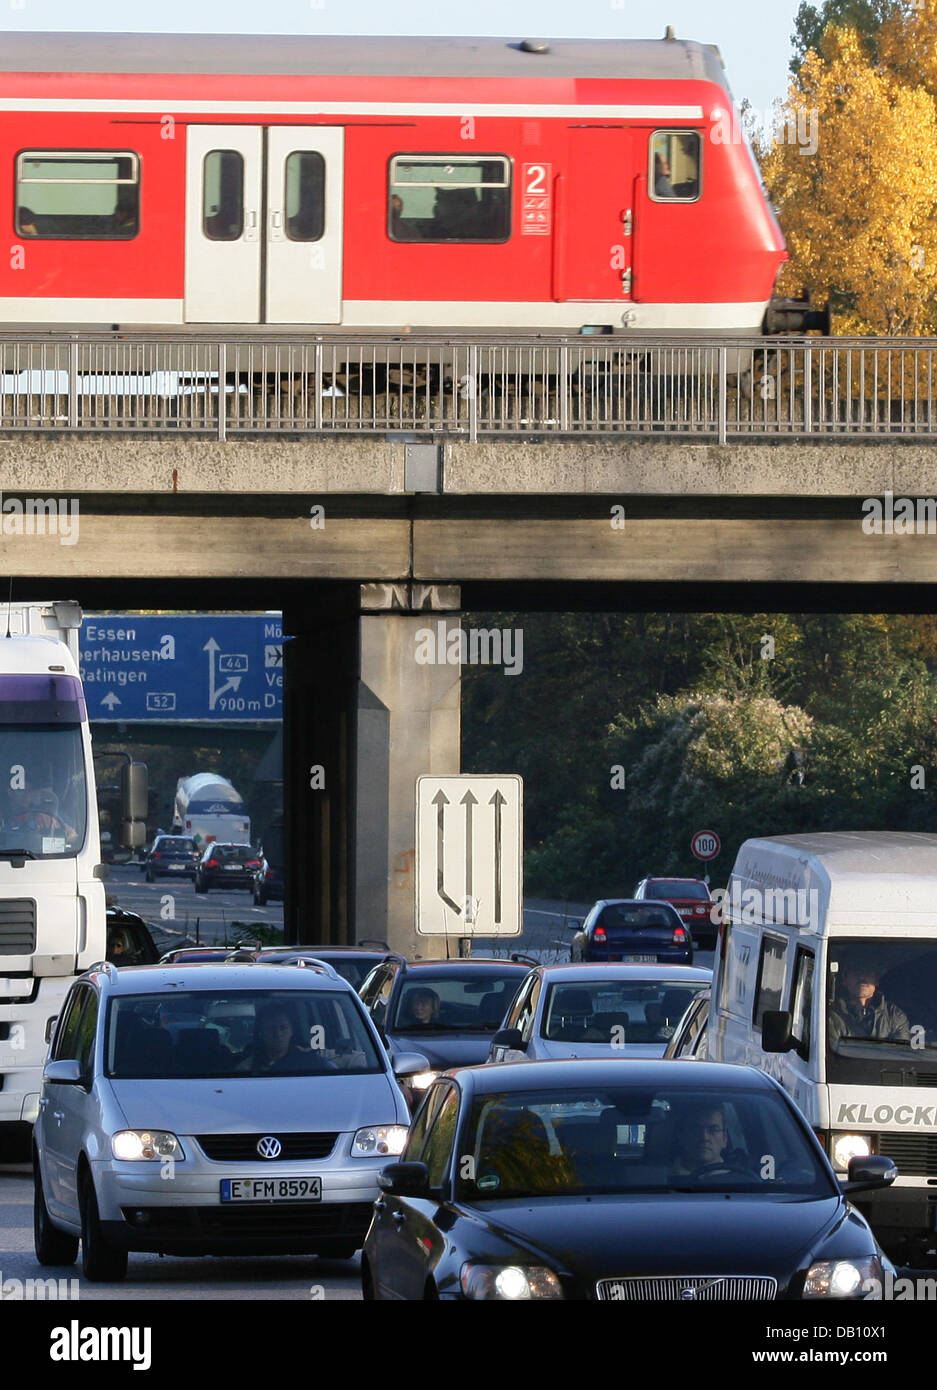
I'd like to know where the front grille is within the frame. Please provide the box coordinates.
[0,899,36,955]
[597,1275,778,1301]
[121,1202,373,1241]
[875,1133,937,1176]
[196,1132,338,1162]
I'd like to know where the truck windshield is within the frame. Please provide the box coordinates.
[0,674,88,857]
[826,939,937,1082]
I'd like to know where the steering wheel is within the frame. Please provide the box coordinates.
[685,1160,755,1181]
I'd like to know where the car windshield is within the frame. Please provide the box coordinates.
[391,973,524,1032]
[0,697,88,859]
[543,980,708,1044]
[826,940,937,1080]
[208,845,251,861]
[106,990,383,1078]
[598,904,677,929]
[155,838,193,852]
[458,1085,834,1200]
[644,882,709,901]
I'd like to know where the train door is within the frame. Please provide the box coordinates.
[185,126,263,323]
[184,125,344,324]
[557,128,633,303]
[265,127,344,324]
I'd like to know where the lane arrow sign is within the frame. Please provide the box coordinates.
[433,790,461,913]
[461,789,477,903]
[489,789,506,924]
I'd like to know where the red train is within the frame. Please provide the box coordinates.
[0,32,824,338]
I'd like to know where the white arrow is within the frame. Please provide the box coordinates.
[101,692,121,710]
[204,637,243,710]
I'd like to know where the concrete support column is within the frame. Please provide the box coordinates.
[355,583,461,960]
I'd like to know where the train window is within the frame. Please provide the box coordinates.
[284,152,325,242]
[388,155,510,243]
[649,131,701,202]
[16,151,139,239]
[203,151,244,241]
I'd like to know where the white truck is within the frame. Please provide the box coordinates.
[0,601,146,1149]
[708,831,937,1265]
[172,773,250,846]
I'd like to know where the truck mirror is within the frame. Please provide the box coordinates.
[120,819,147,850]
[121,761,148,822]
[761,1009,795,1053]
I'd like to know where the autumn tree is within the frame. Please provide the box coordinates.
[764,25,937,334]
[790,0,899,71]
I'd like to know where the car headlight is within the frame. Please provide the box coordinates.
[112,1130,183,1161]
[409,1070,438,1090]
[352,1124,409,1157]
[831,1132,872,1172]
[460,1262,564,1300]
[803,1256,883,1298]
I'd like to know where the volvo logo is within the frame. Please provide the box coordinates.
[681,1276,725,1300]
[257,1135,282,1160]
[680,1287,697,1301]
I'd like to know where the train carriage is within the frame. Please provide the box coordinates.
[0,32,817,341]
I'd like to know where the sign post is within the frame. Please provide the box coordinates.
[416,775,523,941]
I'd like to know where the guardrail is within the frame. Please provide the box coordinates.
[2,334,937,443]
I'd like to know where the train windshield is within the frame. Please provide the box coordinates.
[0,674,88,857]
[826,940,937,1083]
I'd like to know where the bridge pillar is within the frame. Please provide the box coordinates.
[282,584,461,958]
[356,583,462,960]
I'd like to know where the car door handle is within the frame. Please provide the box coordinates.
[392,1210,406,1226]
[52,1111,65,1122]
[373,1197,386,1213]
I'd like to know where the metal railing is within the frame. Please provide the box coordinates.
[2,333,937,443]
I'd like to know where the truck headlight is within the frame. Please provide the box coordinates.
[460,1262,564,1300]
[803,1256,883,1298]
[352,1124,408,1157]
[831,1132,872,1172]
[112,1130,183,1161]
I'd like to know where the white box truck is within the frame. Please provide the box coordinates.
[0,602,146,1149]
[709,831,937,1264]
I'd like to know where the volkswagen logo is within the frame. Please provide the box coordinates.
[257,1135,282,1160]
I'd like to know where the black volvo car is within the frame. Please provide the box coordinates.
[361,1059,897,1301]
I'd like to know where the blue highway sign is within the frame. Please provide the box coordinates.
[81,614,284,722]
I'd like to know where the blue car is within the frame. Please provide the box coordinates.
[570,899,693,965]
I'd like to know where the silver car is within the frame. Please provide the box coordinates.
[33,960,426,1281]
[487,963,712,1064]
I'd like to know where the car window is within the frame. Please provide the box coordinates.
[53,985,86,1060]
[543,979,707,1045]
[519,977,542,1043]
[73,988,99,1077]
[404,1081,448,1161]
[391,972,526,1033]
[107,919,155,967]
[106,989,384,1078]
[504,973,536,1031]
[791,948,814,1059]
[420,1085,460,1188]
[644,881,710,901]
[371,968,397,1028]
[754,934,788,1029]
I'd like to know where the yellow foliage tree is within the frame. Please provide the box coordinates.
[764,25,937,334]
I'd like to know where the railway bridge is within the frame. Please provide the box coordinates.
[3,331,937,955]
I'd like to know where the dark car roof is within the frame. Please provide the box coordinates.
[395,959,530,975]
[449,1058,779,1095]
[91,962,356,994]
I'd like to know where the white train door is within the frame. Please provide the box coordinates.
[265,127,344,324]
[185,125,344,325]
[185,126,263,323]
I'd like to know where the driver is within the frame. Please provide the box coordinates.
[671,1104,731,1175]
[6,786,76,838]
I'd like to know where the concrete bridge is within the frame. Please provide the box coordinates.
[4,332,937,955]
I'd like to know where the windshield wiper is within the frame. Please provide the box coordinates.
[0,847,38,860]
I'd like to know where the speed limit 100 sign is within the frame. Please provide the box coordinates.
[691,830,721,861]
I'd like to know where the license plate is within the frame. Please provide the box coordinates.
[225,864,243,871]
[220,1177,322,1202]
[624,954,656,962]
[169,862,185,870]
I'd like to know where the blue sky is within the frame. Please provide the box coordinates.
[0,1,802,113]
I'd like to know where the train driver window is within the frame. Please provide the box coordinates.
[16,151,139,238]
[203,151,244,241]
[285,152,325,241]
[649,131,701,202]
[388,156,510,242]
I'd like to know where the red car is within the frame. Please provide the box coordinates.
[633,877,716,949]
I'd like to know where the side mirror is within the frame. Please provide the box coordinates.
[490,1028,526,1052]
[842,1154,898,1193]
[392,1052,431,1078]
[761,1010,795,1053]
[120,761,148,849]
[377,1161,431,1197]
[43,1059,82,1085]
